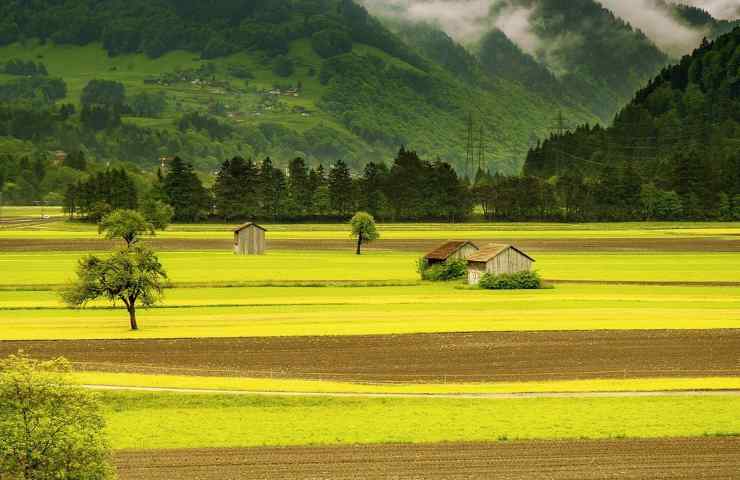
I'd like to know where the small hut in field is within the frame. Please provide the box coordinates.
[233,222,267,255]
[467,244,535,285]
[424,241,479,265]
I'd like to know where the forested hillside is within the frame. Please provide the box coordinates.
[523,27,740,220]
[0,0,595,187]
[491,0,671,121]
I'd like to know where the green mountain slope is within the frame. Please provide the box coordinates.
[0,0,597,176]
[524,27,740,220]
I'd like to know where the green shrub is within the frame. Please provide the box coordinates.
[479,271,542,290]
[418,258,467,281]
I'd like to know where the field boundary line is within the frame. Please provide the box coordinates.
[547,279,740,287]
[82,384,740,399]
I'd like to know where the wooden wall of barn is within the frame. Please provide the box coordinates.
[235,227,265,255]
[467,248,533,285]
[486,248,532,275]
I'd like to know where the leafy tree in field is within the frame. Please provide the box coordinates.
[349,211,379,255]
[62,245,167,331]
[0,353,113,480]
[98,209,154,246]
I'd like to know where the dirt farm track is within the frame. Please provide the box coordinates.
[115,437,740,480]
[3,236,740,252]
[3,329,739,382]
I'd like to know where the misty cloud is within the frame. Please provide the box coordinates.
[361,0,494,41]
[360,0,735,67]
[361,0,543,51]
[683,0,740,19]
[598,0,706,56]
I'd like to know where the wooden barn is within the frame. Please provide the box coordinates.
[233,222,267,255]
[424,241,479,265]
[466,244,535,285]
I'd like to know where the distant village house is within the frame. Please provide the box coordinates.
[467,244,535,285]
[234,222,267,255]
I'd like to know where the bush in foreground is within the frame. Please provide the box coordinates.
[418,258,468,281]
[479,271,543,290]
[0,353,114,480]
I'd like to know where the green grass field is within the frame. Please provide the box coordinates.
[102,392,740,449]
[0,206,64,218]
[72,372,740,395]
[1,283,738,340]
[3,220,740,239]
[1,221,738,456]
[2,250,740,287]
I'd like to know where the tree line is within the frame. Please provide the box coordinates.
[60,148,472,223]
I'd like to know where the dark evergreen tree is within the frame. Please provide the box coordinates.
[162,157,211,222]
[328,159,353,217]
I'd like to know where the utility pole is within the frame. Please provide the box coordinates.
[549,110,572,176]
[478,124,485,176]
[465,113,474,180]
[551,110,571,137]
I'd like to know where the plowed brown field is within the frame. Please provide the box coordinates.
[2,237,740,252]
[114,437,740,479]
[4,329,738,382]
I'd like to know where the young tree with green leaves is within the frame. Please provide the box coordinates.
[61,246,167,331]
[98,209,154,246]
[349,211,379,255]
[0,352,114,480]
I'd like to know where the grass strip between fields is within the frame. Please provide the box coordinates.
[72,372,740,395]
[101,391,740,450]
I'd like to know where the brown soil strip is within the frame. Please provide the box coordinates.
[3,330,738,382]
[114,438,740,480]
[2,237,740,252]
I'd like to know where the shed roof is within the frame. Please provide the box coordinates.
[233,222,268,233]
[467,244,535,263]
[424,241,478,261]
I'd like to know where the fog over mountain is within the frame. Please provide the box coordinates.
[361,0,738,58]
[684,0,740,19]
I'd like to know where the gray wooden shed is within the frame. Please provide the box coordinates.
[467,244,535,285]
[233,222,267,255]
